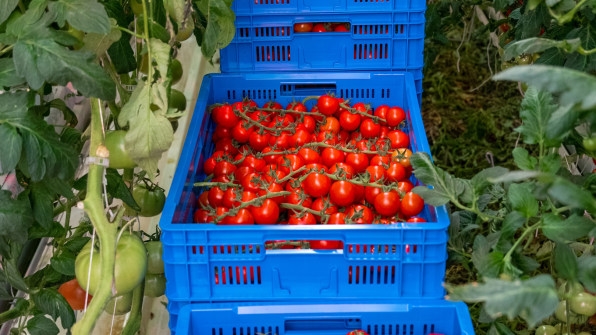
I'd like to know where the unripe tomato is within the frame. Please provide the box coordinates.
[570,292,596,316]
[144,273,166,297]
[129,183,166,217]
[75,232,147,296]
[104,130,136,169]
[534,325,557,335]
[145,241,164,275]
[104,291,133,315]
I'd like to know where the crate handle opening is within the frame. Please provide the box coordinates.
[285,318,362,331]
[280,83,337,96]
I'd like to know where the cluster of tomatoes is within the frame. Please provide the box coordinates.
[193,94,427,227]
[294,22,350,33]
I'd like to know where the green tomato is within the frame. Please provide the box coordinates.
[570,292,596,316]
[75,232,147,296]
[516,54,533,65]
[104,130,136,169]
[129,0,146,15]
[104,291,133,315]
[535,325,558,335]
[169,89,187,111]
[128,183,166,217]
[145,241,164,275]
[558,281,585,299]
[583,137,596,152]
[144,273,166,297]
[171,58,183,85]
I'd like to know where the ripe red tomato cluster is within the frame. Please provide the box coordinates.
[294,22,350,33]
[193,94,426,227]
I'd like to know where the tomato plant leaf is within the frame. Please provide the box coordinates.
[411,152,473,206]
[13,38,116,100]
[0,58,26,87]
[446,274,558,327]
[26,312,60,335]
[542,213,595,242]
[0,124,22,175]
[0,191,34,245]
[31,288,76,329]
[494,65,596,110]
[81,19,121,57]
[577,255,596,292]
[547,177,596,214]
[514,3,551,40]
[194,0,235,60]
[47,0,111,33]
[512,147,537,170]
[105,168,139,210]
[28,221,67,240]
[496,211,525,252]
[508,183,539,218]
[553,242,578,281]
[50,250,76,276]
[63,236,91,253]
[546,104,580,141]
[503,37,582,60]
[471,234,503,278]
[3,256,30,293]
[103,0,136,74]
[471,166,510,194]
[514,86,558,146]
[0,0,19,25]
[564,24,596,72]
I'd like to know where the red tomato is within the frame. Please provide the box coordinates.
[222,187,240,208]
[374,104,390,124]
[345,152,369,174]
[294,22,313,32]
[374,191,401,217]
[208,187,225,207]
[290,129,313,148]
[392,148,413,168]
[215,137,238,155]
[309,240,343,249]
[193,208,211,223]
[211,103,239,128]
[311,23,327,32]
[288,212,317,225]
[321,147,346,168]
[364,186,382,204]
[302,172,332,198]
[197,191,210,208]
[213,160,236,178]
[397,180,414,193]
[328,162,355,179]
[240,154,266,172]
[251,199,280,224]
[407,216,426,223]
[58,279,92,310]
[249,131,271,152]
[233,166,253,182]
[385,161,407,183]
[213,125,232,140]
[310,197,338,221]
[240,172,264,193]
[269,131,292,150]
[317,94,340,116]
[320,116,341,134]
[365,165,386,182]
[345,204,373,224]
[298,147,321,165]
[297,115,316,133]
[333,24,349,32]
[258,182,284,204]
[269,113,295,128]
[317,131,338,145]
[277,154,304,176]
[401,192,425,217]
[386,106,406,127]
[231,121,253,143]
[329,181,356,207]
[220,208,254,225]
[327,212,347,224]
[359,119,381,138]
[339,110,361,131]
[262,147,281,165]
[387,130,410,149]
[287,101,308,112]
[347,330,370,335]
[369,154,390,167]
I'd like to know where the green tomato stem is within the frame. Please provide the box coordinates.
[121,282,144,335]
[71,99,118,335]
[0,299,29,325]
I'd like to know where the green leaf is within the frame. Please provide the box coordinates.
[577,255,596,292]
[514,3,551,39]
[106,168,139,210]
[31,288,76,329]
[540,153,562,174]
[0,58,26,87]
[508,183,539,218]
[28,221,67,240]
[81,18,121,57]
[548,177,596,215]
[14,39,116,100]
[0,191,34,244]
[488,170,542,184]
[0,0,19,25]
[0,124,22,174]
[471,235,503,278]
[503,38,582,60]
[512,147,537,170]
[195,0,236,60]
[411,152,473,206]
[63,236,91,253]
[104,0,136,74]
[26,314,60,335]
[493,65,596,111]
[496,211,525,252]
[546,104,580,141]
[542,213,595,242]
[446,275,559,328]
[48,0,111,34]
[515,86,558,146]
[50,250,76,276]
[554,242,578,281]
[471,167,510,194]
[118,78,174,179]
[564,24,596,72]
[3,257,29,292]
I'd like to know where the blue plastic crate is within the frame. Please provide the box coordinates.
[220,12,425,73]
[159,72,449,313]
[233,0,427,14]
[175,300,475,335]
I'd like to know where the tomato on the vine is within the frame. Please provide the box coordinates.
[294,22,313,32]
[211,103,239,128]
[144,273,166,297]
[128,182,166,217]
[58,279,92,311]
[401,192,424,217]
[75,231,147,296]
[104,291,132,315]
[311,23,327,32]
[374,190,400,217]
[302,172,332,198]
[385,106,406,127]
[359,118,381,138]
[317,94,340,116]
[339,110,362,131]
[570,292,596,316]
[251,199,280,224]
[347,330,369,335]
[346,204,374,224]
[288,212,317,225]
[329,181,356,207]
[145,240,164,275]
[104,130,136,169]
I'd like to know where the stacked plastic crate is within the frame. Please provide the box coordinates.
[159,1,475,334]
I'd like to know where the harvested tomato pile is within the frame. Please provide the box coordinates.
[193,94,426,226]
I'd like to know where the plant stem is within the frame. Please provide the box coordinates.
[0,299,29,325]
[71,99,118,335]
[503,221,541,264]
[121,282,144,335]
